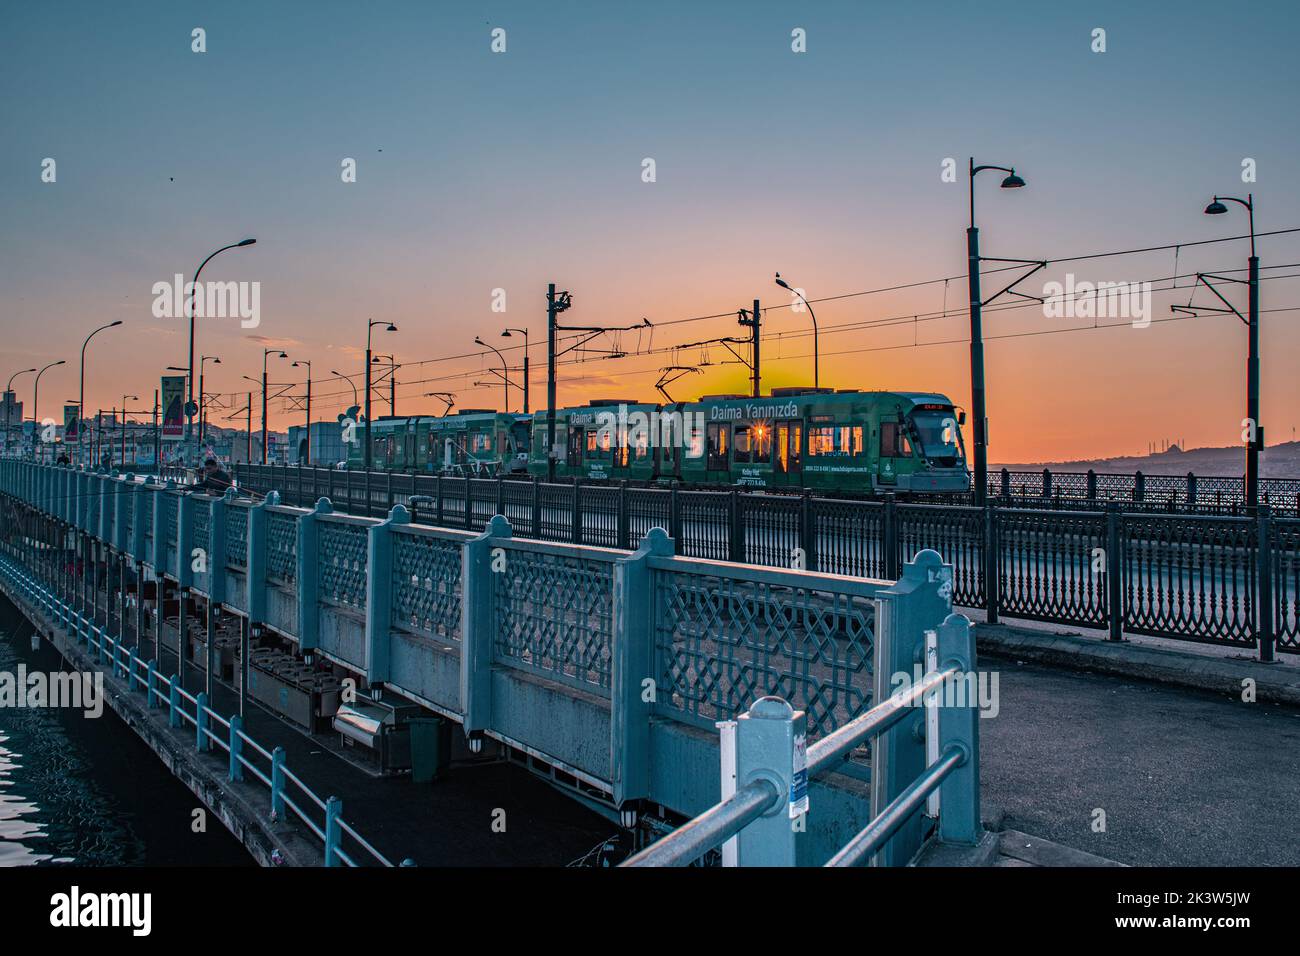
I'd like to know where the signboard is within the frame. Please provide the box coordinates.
[161,375,185,440]
[63,405,80,443]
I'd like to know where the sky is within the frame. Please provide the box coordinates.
[2,0,1299,463]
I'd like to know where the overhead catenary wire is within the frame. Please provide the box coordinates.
[200,228,1300,424]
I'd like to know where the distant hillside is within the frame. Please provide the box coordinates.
[995,441,1300,478]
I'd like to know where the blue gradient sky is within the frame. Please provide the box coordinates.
[3,0,1299,461]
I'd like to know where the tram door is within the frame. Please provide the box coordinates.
[773,422,802,488]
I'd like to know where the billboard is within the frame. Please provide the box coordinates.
[161,375,185,440]
[64,405,80,443]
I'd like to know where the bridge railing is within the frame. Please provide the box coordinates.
[623,611,979,867]
[0,533,394,867]
[229,463,1300,660]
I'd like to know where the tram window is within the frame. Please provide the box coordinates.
[685,423,706,459]
[880,423,912,457]
[808,425,862,456]
[586,429,612,460]
[734,425,751,464]
[616,426,631,467]
[566,427,582,466]
[633,426,650,460]
[706,423,729,469]
[752,423,772,462]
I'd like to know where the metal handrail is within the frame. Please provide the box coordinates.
[807,665,958,776]
[623,780,778,867]
[281,766,328,811]
[0,551,396,868]
[825,746,965,867]
[622,667,961,868]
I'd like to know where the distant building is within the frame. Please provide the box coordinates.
[287,422,345,466]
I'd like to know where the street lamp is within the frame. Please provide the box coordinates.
[475,337,510,411]
[501,328,530,413]
[966,158,1027,506]
[79,320,122,465]
[199,355,221,445]
[372,354,399,415]
[32,359,66,462]
[261,349,288,463]
[1204,193,1261,509]
[331,370,359,409]
[121,394,139,465]
[774,274,819,390]
[186,239,256,441]
[292,360,312,464]
[364,320,397,469]
[5,367,36,455]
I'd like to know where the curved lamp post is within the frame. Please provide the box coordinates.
[121,394,139,465]
[966,158,1025,505]
[331,370,359,409]
[1204,194,1260,508]
[32,359,66,462]
[79,320,122,465]
[774,274,818,390]
[199,355,221,445]
[364,320,397,468]
[5,367,36,454]
[262,348,288,463]
[186,239,256,440]
[475,337,510,411]
[501,328,530,413]
[292,359,312,464]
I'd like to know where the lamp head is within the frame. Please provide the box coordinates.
[774,273,790,290]
[110,320,123,327]
[1000,172,1025,189]
[500,330,512,337]
[386,323,397,332]
[1204,199,1228,215]
[237,238,257,247]
[278,351,287,359]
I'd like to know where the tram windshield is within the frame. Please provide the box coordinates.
[909,410,965,467]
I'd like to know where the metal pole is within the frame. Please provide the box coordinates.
[389,359,396,415]
[198,362,205,447]
[364,341,373,470]
[261,360,268,464]
[1246,250,1260,510]
[153,390,160,471]
[522,351,529,414]
[305,374,312,465]
[967,216,987,507]
[547,284,557,482]
[246,393,252,464]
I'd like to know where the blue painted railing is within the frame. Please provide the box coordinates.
[0,461,961,864]
[0,550,391,868]
[622,613,980,866]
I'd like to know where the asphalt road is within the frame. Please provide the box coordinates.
[978,656,1300,866]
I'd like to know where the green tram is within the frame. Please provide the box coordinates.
[344,388,970,496]
[526,389,970,494]
[346,410,533,475]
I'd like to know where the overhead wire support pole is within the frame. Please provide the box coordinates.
[737,300,761,398]
[545,282,649,481]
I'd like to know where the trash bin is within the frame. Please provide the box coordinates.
[408,717,452,783]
